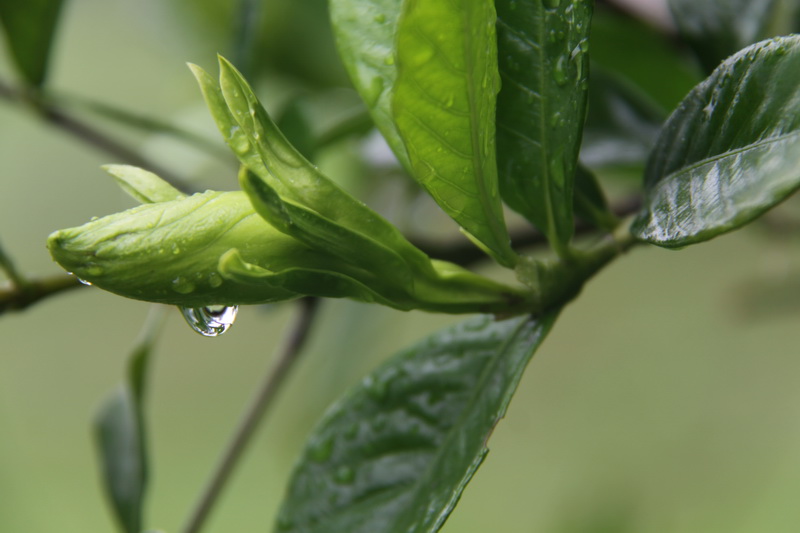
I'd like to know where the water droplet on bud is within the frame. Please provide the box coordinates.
[180,305,239,336]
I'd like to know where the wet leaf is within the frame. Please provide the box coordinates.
[329,0,410,169]
[274,312,558,533]
[633,36,800,247]
[0,0,64,87]
[392,0,517,267]
[495,0,593,253]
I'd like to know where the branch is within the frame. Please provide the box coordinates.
[0,77,195,194]
[412,194,643,266]
[0,273,84,315]
[181,297,321,533]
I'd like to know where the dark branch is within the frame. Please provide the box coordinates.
[0,77,195,194]
[0,274,84,315]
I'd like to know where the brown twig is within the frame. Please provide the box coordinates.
[0,273,84,315]
[181,297,321,533]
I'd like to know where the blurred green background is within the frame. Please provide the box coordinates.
[3,1,800,532]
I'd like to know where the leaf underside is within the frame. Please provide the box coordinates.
[392,0,516,267]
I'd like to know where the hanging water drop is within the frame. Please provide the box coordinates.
[180,305,238,336]
[77,278,93,286]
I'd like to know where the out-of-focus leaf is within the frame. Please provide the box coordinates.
[495,0,592,254]
[669,0,778,73]
[574,165,616,231]
[580,67,665,171]
[329,0,410,169]
[102,165,186,204]
[0,0,64,87]
[95,306,164,533]
[392,0,516,267]
[633,36,800,247]
[590,4,700,111]
[273,312,558,533]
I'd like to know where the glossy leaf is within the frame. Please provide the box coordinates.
[274,312,558,533]
[95,307,164,533]
[669,0,778,73]
[633,36,800,247]
[0,0,64,87]
[329,0,410,169]
[495,0,592,253]
[392,0,517,268]
[580,67,665,171]
[191,59,434,275]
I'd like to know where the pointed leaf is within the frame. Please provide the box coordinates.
[669,0,778,73]
[102,165,186,204]
[495,0,593,252]
[633,36,800,247]
[191,60,435,275]
[329,0,410,169]
[0,0,64,87]
[392,0,516,267]
[274,312,558,533]
[95,307,164,533]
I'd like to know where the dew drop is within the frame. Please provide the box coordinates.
[333,465,356,485]
[180,305,238,337]
[373,13,386,23]
[77,278,93,286]
[309,435,334,462]
[553,55,568,86]
[172,276,196,294]
[85,263,104,277]
[384,55,395,66]
[208,272,223,288]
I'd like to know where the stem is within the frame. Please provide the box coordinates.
[0,77,195,194]
[0,273,84,315]
[181,297,320,533]
[0,240,27,288]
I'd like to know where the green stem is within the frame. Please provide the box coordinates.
[181,297,320,533]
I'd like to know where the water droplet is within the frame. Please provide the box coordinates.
[333,465,355,484]
[208,272,223,288]
[309,435,334,462]
[85,263,104,277]
[180,305,238,336]
[77,278,93,286]
[550,112,562,127]
[383,55,395,66]
[373,13,386,23]
[553,55,568,86]
[172,276,196,294]
[90,216,99,222]
[445,95,455,107]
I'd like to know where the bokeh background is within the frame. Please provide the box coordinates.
[3,1,800,532]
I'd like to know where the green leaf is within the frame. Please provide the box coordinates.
[102,165,186,204]
[0,0,64,87]
[495,0,592,254]
[573,165,616,231]
[190,59,435,275]
[580,66,665,171]
[669,0,778,73]
[590,4,700,112]
[392,0,517,268]
[274,312,558,533]
[633,36,800,247]
[95,306,164,533]
[329,0,410,169]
